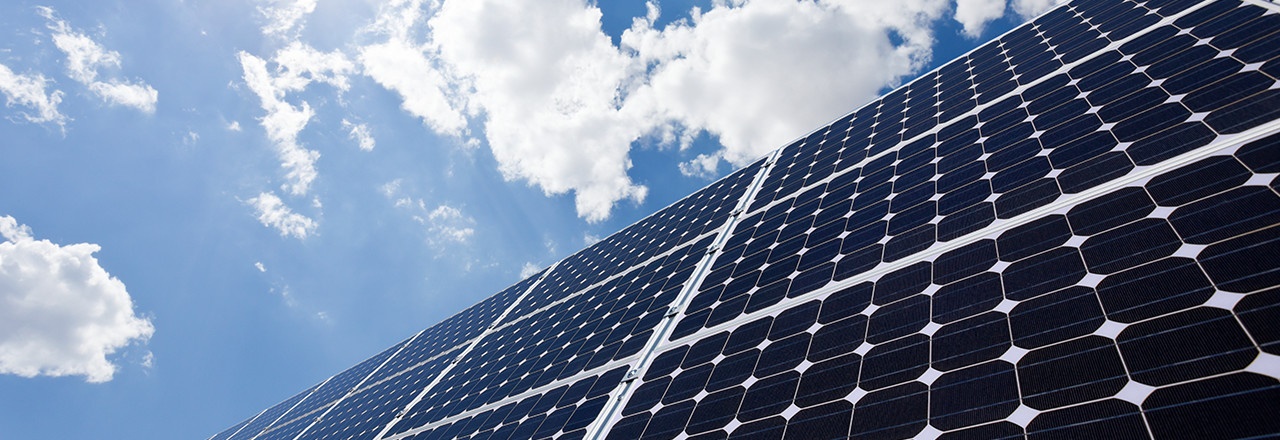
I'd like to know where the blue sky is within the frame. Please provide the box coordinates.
[0,0,1049,437]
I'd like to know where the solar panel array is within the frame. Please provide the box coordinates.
[212,0,1280,438]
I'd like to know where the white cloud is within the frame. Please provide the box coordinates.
[380,181,477,249]
[358,0,468,137]
[0,63,67,127]
[259,0,318,37]
[358,0,955,222]
[271,285,298,308]
[0,215,154,383]
[238,44,353,196]
[379,179,402,198]
[955,0,1007,37]
[342,119,376,151]
[583,233,601,246]
[140,351,154,370]
[183,130,199,145]
[254,261,266,272]
[227,120,242,131]
[678,153,721,179]
[1011,0,1066,19]
[519,262,541,279]
[357,0,650,222]
[623,0,946,169]
[87,81,158,113]
[39,7,158,113]
[247,192,317,239]
[424,205,475,244]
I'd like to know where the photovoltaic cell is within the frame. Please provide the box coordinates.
[214,0,1280,438]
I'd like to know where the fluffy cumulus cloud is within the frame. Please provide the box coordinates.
[954,0,1007,37]
[624,0,947,172]
[39,7,158,113]
[359,0,468,137]
[429,0,651,222]
[351,0,962,221]
[0,64,67,127]
[0,216,154,383]
[247,192,318,239]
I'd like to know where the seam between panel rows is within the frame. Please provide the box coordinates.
[583,147,787,440]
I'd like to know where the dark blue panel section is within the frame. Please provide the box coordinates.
[219,3,1280,440]
[224,384,320,440]
[390,238,711,436]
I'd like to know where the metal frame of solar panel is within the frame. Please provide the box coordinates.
[212,0,1280,438]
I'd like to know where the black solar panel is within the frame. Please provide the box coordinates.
[213,0,1280,438]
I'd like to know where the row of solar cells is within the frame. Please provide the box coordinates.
[607,138,1280,439]
[673,0,1280,338]
[401,367,630,440]
[755,0,1280,215]
[513,161,762,316]
[744,0,1222,216]
[210,271,547,440]
[386,237,716,437]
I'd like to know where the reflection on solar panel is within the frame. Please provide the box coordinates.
[212,0,1280,438]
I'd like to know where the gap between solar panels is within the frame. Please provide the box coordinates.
[580,147,787,440]
[375,152,779,440]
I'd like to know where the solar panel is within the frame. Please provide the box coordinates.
[213,0,1280,438]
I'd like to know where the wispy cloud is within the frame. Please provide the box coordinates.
[355,0,962,222]
[342,119,375,151]
[246,191,317,239]
[0,63,67,128]
[259,0,318,37]
[140,351,155,371]
[39,6,158,113]
[238,43,354,196]
[424,205,475,245]
[0,215,155,383]
[519,262,541,279]
[381,179,477,252]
